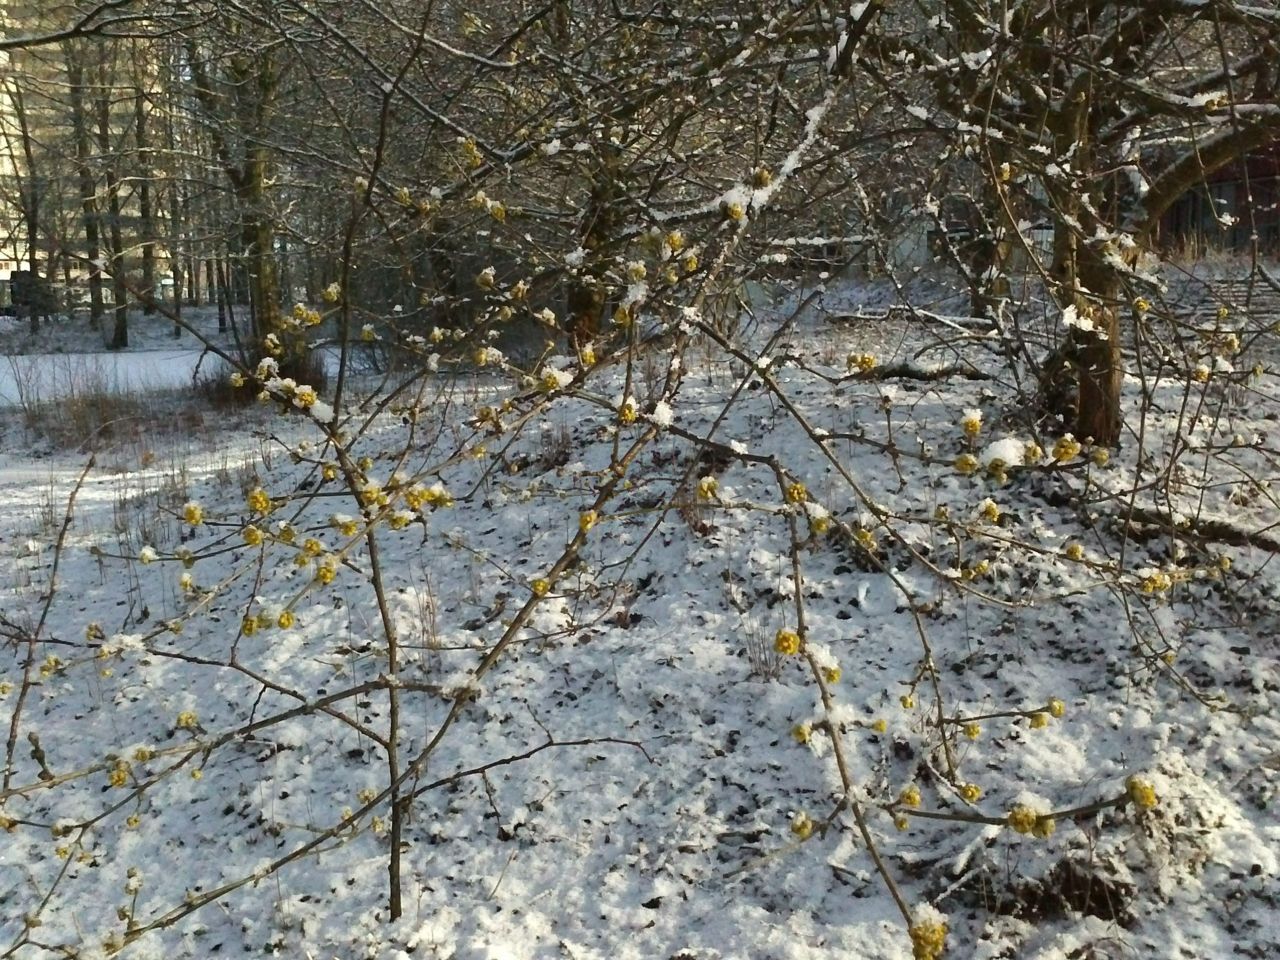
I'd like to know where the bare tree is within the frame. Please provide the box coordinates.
[893,0,1280,445]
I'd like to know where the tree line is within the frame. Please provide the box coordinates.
[0,0,1277,443]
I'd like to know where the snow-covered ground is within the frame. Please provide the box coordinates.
[0,350,234,408]
[0,307,245,357]
[0,309,242,409]
[0,283,1277,960]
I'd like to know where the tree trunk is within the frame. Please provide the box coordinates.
[967,178,1015,321]
[190,254,202,305]
[97,81,129,350]
[567,142,622,345]
[166,120,183,337]
[1070,255,1124,447]
[65,48,105,328]
[4,81,43,333]
[172,262,183,333]
[218,257,236,339]
[215,258,228,332]
[135,87,156,315]
[240,144,288,363]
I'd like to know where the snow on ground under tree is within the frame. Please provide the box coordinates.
[0,285,1278,960]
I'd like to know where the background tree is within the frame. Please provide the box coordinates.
[882,0,1280,444]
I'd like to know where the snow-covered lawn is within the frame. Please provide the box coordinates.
[0,351,233,408]
[1,292,1277,959]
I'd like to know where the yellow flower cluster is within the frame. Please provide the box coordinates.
[965,559,991,578]
[531,577,551,597]
[790,811,815,840]
[963,722,981,740]
[785,482,808,504]
[1052,435,1081,462]
[1007,805,1037,833]
[315,558,338,585]
[175,710,199,730]
[1007,805,1055,837]
[290,303,323,327]
[246,488,271,514]
[899,784,922,808]
[774,629,801,655]
[792,723,811,745]
[1140,570,1174,594]
[908,916,947,960]
[579,510,598,533]
[847,352,877,374]
[1029,712,1049,729]
[959,782,982,803]
[331,515,360,537]
[459,137,483,169]
[697,476,719,500]
[1126,776,1159,809]
[960,409,982,439]
[404,482,452,511]
[359,481,387,507]
[954,453,979,476]
[183,502,203,525]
